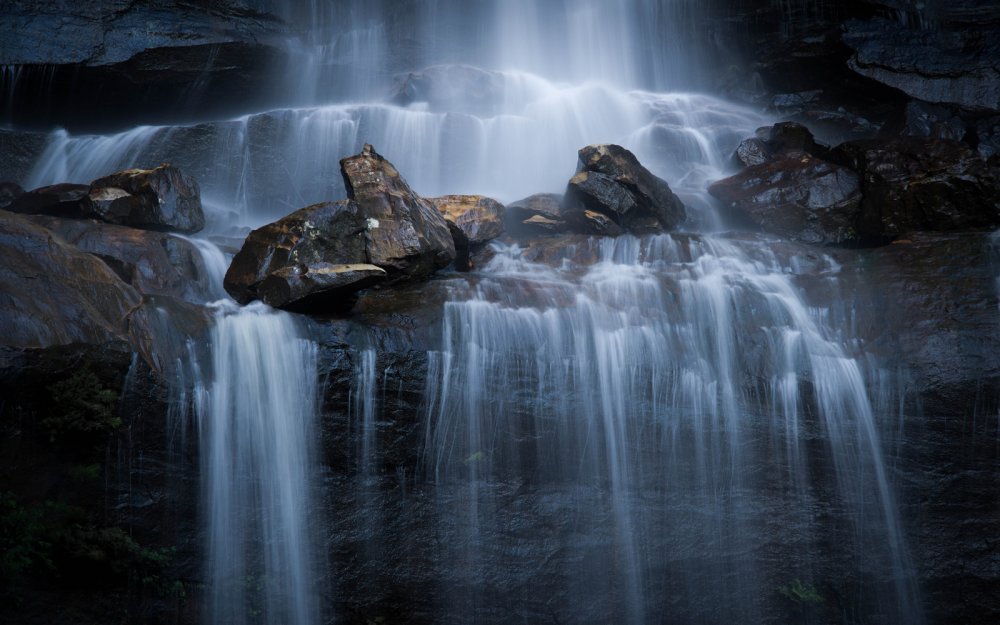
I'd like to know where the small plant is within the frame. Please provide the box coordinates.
[779,578,824,604]
[41,367,120,443]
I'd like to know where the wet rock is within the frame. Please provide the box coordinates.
[25,215,217,303]
[0,182,23,210]
[224,200,375,308]
[504,193,567,235]
[734,136,772,168]
[708,155,862,245]
[391,64,505,115]
[834,137,1000,241]
[257,263,387,311]
[901,100,967,141]
[566,209,624,236]
[0,209,141,348]
[0,128,50,183]
[89,164,204,233]
[5,183,91,218]
[843,18,1000,111]
[973,114,1000,160]
[428,194,506,247]
[340,144,456,280]
[733,122,830,168]
[564,144,686,234]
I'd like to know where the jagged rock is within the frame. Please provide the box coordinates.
[5,183,91,218]
[391,64,505,115]
[834,137,1000,241]
[735,136,772,168]
[340,144,456,280]
[733,122,829,168]
[708,155,862,245]
[89,164,204,233]
[566,209,624,237]
[226,144,456,309]
[429,195,506,247]
[0,183,24,210]
[564,144,686,234]
[843,18,1000,111]
[25,215,218,303]
[901,100,967,141]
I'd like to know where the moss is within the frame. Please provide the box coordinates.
[778,578,824,604]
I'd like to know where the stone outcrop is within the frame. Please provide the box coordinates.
[564,144,686,234]
[225,145,455,310]
[834,137,1000,241]
[504,193,567,235]
[88,164,204,233]
[5,183,91,218]
[709,154,862,245]
[842,18,1000,112]
[733,121,831,168]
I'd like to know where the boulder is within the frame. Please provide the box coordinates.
[708,155,862,245]
[89,164,204,233]
[504,193,568,234]
[428,195,505,247]
[734,136,772,168]
[733,122,829,168]
[224,200,377,308]
[6,183,91,218]
[564,144,686,234]
[842,18,1000,111]
[340,144,456,280]
[901,100,967,142]
[833,137,1000,241]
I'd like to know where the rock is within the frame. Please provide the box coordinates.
[566,209,624,237]
[843,18,1000,111]
[564,144,686,234]
[0,209,141,348]
[340,144,456,280]
[733,122,829,168]
[391,64,505,115]
[973,114,1000,160]
[735,136,772,168]
[0,129,51,185]
[257,262,387,311]
[505,193,567,234]
[89,164,205,233]
[833,137,1000,241]
[428,195,506,247]
[224,200,375,308]
[708,155,862,245]
[0,182,23,210]
[5,183,91,218]
[25,215,218,303]
[901,100,967,141]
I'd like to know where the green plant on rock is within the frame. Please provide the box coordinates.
[41,367,120,443]
[779,578,824,604]
[0,492,53,579]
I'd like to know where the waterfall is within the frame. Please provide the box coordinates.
[195,301,322,625]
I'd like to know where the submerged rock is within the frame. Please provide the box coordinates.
[708,155,862,245]
[834,137,1000,241]
[89,164,204,233]
[564,144,686,234]
[226,144,456,310]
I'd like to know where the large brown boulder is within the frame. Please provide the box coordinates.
[708,155,862,245]
[564,144,686,234]
[833,137,1000,242]
[428,195,505,247]
[226,145,456,309]
[89,164,204,233]
[340,144,456,280]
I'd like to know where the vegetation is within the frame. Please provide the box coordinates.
[41,367,120,443]
[778,578,825,604]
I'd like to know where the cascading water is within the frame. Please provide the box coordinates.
[8,1,928,623]
[195,301,323,625]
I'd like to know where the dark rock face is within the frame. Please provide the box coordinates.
[26,215,218,304]
[901,100,968,141]
[0,182,24,209]
[733,122,830,168]
[708,155,862,245]
[89,164,205,233]
[428,195,506,247]
[565,144,686,233]
[843,18,1000,111]
[6,183,91,218]
[340,144,456,280]
[834,137,1000,241]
